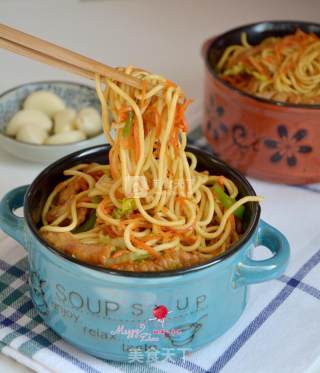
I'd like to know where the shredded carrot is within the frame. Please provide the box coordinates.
[263,55,276,64]
[119,217,150,229]
[161,222,195,235]
[166,80,177,88]
[131,237,160,258]
[126,212,144,220]
[248,56,268,75]
[78,196,91,203]
[88,171,104,181]
[143,102,160,135]
[139,234,161,242]
[111,249,128,258]
[140,80,147,109]
[115,190,125,199]
[229,214,235,231]
[119,219,150,230]
[177,196,187,208]
[181,235,197,245]
[217,176,225,186]
[122,138,129,149]
[118,107,130,122]
[174,99,192,133]
[100,199,112,214]
[121,127,131,149]
[103,225,121,238]
[109,144,120,180]
[156,111,166,138]
[169,126,179,156]
[74,177,89,190]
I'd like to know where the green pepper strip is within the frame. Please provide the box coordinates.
[72,211,96,233]
[122,111,134,137]
[91,196,102,204]
[112,198,136,219]
[72,196,101,233]
[213,184,245,219]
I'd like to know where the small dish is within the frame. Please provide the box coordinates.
[0,81,105,163]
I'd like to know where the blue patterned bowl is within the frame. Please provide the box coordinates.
[0,145,290,362]
[0,81,105,163]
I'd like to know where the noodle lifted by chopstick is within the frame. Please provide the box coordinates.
[40,66,262,271]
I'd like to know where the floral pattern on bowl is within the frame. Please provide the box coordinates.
[263,125,313,167]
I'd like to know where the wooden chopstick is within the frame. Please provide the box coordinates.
[0,23,142,89]
[0,37,94,81]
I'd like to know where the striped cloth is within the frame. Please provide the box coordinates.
[0,126,320,373]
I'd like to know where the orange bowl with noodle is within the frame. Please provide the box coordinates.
[202,20,320,184]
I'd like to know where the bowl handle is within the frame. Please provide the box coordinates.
[0,185,29,247]
[233,220,290,288]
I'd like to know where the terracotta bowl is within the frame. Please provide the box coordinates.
[202,20,320,184]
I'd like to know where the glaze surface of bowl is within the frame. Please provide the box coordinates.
[0,145,290,362]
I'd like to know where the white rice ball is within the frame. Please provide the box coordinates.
[75,107,101,137]
[6,109,52,136]
[16,123,48,144]
[24,90,65,118]
[53,108,76,134]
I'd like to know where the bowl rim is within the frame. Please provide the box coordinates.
[0,79,97,98]
[0,79,103,147]
[205,19,320,110]
[0,131,104,148]
[24,144,261,278]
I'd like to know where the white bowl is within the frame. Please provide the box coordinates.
[0,81,106,163]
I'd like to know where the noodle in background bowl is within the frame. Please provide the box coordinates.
[0,144,290,362]
[0,81,105,163]
[202,20,320,184]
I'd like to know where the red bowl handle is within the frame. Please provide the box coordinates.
[201,35,218,58]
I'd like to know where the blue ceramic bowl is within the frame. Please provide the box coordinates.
[0,145,290,362]
[0,81,105,163]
